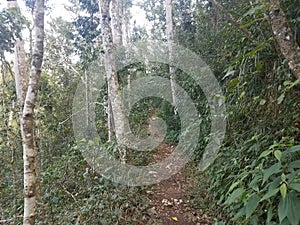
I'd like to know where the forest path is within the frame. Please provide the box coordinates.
[143,142,212,225]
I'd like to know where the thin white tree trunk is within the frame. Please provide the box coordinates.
[107,0,123,141]
[99,0,127,163]
[13,40,27,107]
[166,0,177,113]
[110,0,123,46]
[122,6,131,46]
[10,0,45,224]
[107,100,113,141]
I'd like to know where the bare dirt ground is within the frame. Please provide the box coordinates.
[142,143,212,225]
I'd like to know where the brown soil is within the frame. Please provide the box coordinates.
[142,143,212,225]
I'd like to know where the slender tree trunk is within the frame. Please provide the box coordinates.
[107,0,123,141]
[99,0,127,163]
[6,1,29,222]
[9,0,45,224]
[13,40,27,107]
[123,6,131,46]
[122,4,132,111]
[107,100,113,141]
[9,102,18,224]
[166,0,177,113]
[85,71,91,133]
[110,0,123,46]
[268,0,300,79]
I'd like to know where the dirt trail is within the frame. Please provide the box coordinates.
[143,143,212,225]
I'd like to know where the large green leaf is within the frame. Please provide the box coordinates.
[283,145,300,158]
[278,192,300,225]
[224,188,245,205]
[260,188,279,201]
[246,194,260,219]
[288,183,300,192]
[288,160,300,169]
[267,207,274,223]
[263,162,282,184]
[278,193,288,223]
[233,206,245,220]
[259,149,273,158]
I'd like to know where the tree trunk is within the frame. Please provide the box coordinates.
[9,0,45,224]
[268,0,300,79]
[123,6,131,46]
[13,40,27,108]
[166,0,177,113]
[108,0,124,142]
[99,0,127,163]
[110,0,123,46]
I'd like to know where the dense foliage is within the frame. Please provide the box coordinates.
[0,0,299,224]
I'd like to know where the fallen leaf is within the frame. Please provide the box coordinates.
[172,216,178,221]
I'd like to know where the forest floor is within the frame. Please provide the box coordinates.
[142,142,212,225]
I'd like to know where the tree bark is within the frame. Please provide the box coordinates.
[268,0,300,79]
[108,0,124,142]
[110,0,123,46]
[9,0,45,224]
[13,40,27,108]
[123,5,131,46]
[99,0,127,163]
[166,0,177,113]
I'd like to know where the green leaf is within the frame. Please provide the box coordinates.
[283,145,300,158]
[241,4,265,18]
[249,176,261,192]
[287,199,300,225]
[250,215,258,225]
[245,37,273,58]
[224,188,245,205]
[256,61,263,72]
[259,99,267,105]
[288,160,300,169]
[240,19,258,28]
[280,183,287,199]
[280,218,291,225]
[259,149,273,158]
[263,162,282,184]
[233,207,245,220]
[277,93,285,104]
[288,183,300,192]
[239,91,246,99]
[227,77,239,89]
[246,194,260,218]
[278,196,288,223]
[267,207,274,223]
[260,188,279,201]
[278,192,300,225]
[274,150,282,161]
[228,181,240,193]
